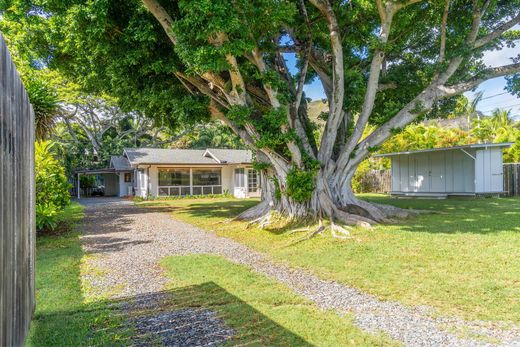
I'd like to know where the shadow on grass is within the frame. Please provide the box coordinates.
[146,195,520,236]
[361,195,520,235]
[29,227,311,346]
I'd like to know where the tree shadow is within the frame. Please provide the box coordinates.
[29,223,311,346]
[142,199,259,220]
[362,195,520,235]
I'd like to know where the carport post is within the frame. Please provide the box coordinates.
[77,173,81,199]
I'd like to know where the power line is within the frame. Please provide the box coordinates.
[480,92,509,100]
[480,102,520,112]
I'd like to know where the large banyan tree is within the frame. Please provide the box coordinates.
[3,0,520,231]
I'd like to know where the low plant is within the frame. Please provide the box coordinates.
[35,141,71,232]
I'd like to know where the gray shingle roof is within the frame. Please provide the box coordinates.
[123,148,252,165]
[110,156,132,171]
[204,148,253,164]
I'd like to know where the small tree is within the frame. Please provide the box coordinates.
[35,141,71,231]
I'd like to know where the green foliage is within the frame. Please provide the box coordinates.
[285,167,315,203]
[133,191,232,202]
[24,74,61,140]
[272,177,282,201]
[35,141,71,231]
[174,122,245,149]
[35,203,59,231]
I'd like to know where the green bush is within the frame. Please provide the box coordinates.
[35,141,71,231]
[285,168,315,203]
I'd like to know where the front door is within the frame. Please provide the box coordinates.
[415,155,430,192]
[234,168,247,198]
[430,152,446,192]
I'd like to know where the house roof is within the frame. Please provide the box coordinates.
[110,156,132,171]
[203,148,253,164]
[374,142,514,157]
[123,147,253,165]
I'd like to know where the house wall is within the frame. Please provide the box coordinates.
[140,164,257,198]
[103,173,119,196]
[222,166,234,194]
[475,148,504,193]
[118,172,133,197]
[391,149,477,194]
[135,168,149,198]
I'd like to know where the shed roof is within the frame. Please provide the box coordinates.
[374,142,514,157]
[123,147,253,165]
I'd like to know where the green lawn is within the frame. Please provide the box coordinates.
[26,202,131,346]
[138,195,520,324]
[161,254,396,346]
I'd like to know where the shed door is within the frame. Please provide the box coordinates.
[430,152,446,192]
[415,155,430,192]
[490,148,504,192]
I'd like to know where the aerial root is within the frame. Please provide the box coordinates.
[287,226,310,235]
[330,219,352,239]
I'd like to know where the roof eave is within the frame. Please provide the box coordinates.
[374,142,514,157]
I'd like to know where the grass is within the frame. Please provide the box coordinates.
[160,254,397,346]
[138,195,520,324]
[26,202,131,346]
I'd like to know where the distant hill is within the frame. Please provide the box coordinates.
[307,99,328,127]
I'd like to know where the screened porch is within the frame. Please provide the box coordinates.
[158,168,223,196]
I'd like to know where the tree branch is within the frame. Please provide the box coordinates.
[473,12,520,49]
[141,0,177,45]
[309,0,345,165]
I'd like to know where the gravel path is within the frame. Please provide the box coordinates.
[79,198,520,347]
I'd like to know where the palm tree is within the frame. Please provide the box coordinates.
[24,75,61,140]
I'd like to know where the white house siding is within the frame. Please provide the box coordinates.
[118,173,133,197]
[221,166,234,195]
[390,148,477,194]
[135,168,149,198]
[136,164,259,199]
[475,148,504,193]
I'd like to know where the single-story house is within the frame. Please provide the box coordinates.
[76,148,261,199]
[374,142,513,197]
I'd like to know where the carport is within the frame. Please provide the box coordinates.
[75,155,134,198]
[75,168,120,198]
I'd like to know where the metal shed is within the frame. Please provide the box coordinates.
[375,142,513,197]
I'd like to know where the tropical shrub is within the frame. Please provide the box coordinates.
[35,141,71,231]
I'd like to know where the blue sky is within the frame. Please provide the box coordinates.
[287,31,520,119]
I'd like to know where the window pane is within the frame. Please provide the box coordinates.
[192,186,202,195]
[193,169,221,186]
[248,170,258,192]
[181,187,190,196]
[159,168,190,186]
[234,168,245,187]
[158,187,169,196]
[213,186,222,194]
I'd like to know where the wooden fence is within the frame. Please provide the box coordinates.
[359,164,520,196]
[0,34,36,346]
[356,169,391,194]
[504,163,520,197]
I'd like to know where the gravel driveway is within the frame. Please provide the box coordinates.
[78,198,519,347]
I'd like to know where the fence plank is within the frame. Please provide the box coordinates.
[0,33,36,347]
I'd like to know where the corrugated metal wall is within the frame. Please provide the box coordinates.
[364,163,520,196]
[0,33,36,346]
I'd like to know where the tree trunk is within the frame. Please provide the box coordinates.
[235,163,411,233]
